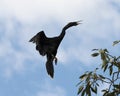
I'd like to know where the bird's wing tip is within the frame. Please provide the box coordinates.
[29,39,34,43]
[29,36,36,43]
[29,39,32,42]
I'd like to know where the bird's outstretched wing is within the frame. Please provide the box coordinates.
[29,31,48,56]
[29,31,46,44]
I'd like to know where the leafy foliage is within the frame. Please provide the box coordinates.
[77,41,120,96]
[113,40,120,46]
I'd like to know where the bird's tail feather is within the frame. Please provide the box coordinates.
[46,60,54,78]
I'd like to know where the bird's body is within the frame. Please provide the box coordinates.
[29,21,81,78]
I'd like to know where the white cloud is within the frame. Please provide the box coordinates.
[0,0,118,24]
[36,82,66,96]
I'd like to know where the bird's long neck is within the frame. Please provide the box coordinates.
[58,21,80,43]
[59,28,66,40]
[59,24,72,40]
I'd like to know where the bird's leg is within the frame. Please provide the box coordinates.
[51,54,58,65]
[54,57,58,65]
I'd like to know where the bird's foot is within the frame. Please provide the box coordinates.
[54,57,58,65]
[52,55,58,65]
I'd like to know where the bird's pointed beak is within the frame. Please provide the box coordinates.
[76,20,82,25]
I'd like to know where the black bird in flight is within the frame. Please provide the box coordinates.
[29,21,81,78]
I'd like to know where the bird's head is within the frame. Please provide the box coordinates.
[76,20,82,25]
[63,20,82,30]
[68,20,82,26]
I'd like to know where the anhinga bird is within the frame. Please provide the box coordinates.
[29,21,81,78]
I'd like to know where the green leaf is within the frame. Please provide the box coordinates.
[91,86,97,94]
[95,86,97,93]
[86,83,91,96]
[92,49,99,51]
[93,73,98,79]
[109,65,113,75]
[76,81,83,87]
[81,89,86,96]
[99,74,105,79]
[103,63,108,72]
[101,60,108,72]
[113,84,120,89]
[88,72,92,76]
[86,72,92,82]
[96,83,99,87]
[113,40,120,46]
[91,53,99,57]
[95,68,99,70]
[79,74,87,80]
[104,49,109,53]
[102,89,108,92]
[100,52,106,60]
[102,89,109,96]
[77,86,84,95]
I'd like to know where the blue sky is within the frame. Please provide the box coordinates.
[0,0,120,96]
